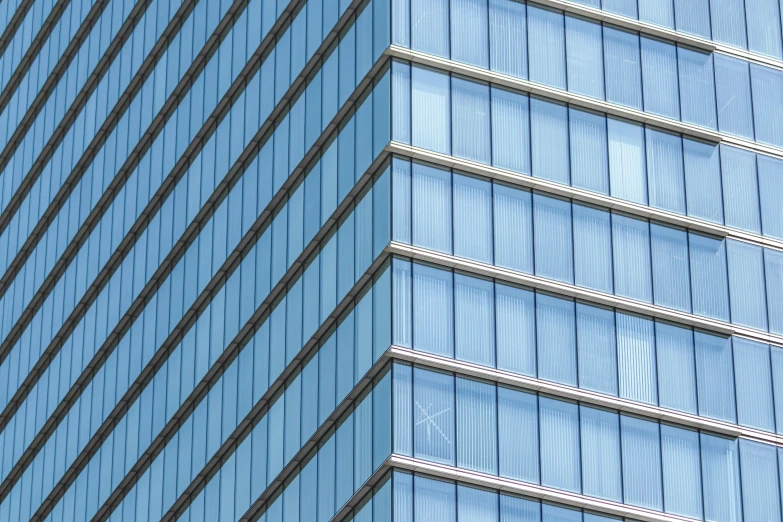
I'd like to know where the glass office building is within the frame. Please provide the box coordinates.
[2,0,783,518]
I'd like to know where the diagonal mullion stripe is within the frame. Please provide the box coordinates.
[0,0,37,57]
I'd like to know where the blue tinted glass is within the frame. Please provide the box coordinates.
[565,16,604,100]
[695,332,737,423]
[393,61,412,145]
[646,129,685,215]
[650,224,691,312]
[576,303,618,396]
[454,274,495,367]
[739,439,782,521]
[689,233,730,321]
[493,184,533,273]
[452,79,491,164]
[528,6,566,89]
[569,109,609,194]
[411,0,449,57]
[612,214,652,303]
[715,55,754,139]
[722,145,761,234]
[758,155,783,239]
[456,378,498,474]
[655,322,697,414]
[751,65,783,148]
[727,239,768,331]
[621,415,663,510]
[533,194,573,283]
[540,398,581,493]
[746,0,783,57]
[674,0,711,38]
[766,248,783,335]
[639,0,675,27]
[733,338,775,431]
[542,504,582,522]
[496,283,536,376]
[451,0,489,68]
[536,294,577,386]
[491,87,531,175]
[414,476,456,521]
[711,0,749,48]
[412,162,452,254]
[413,368,455,465]
[616,312,658,405]
[531,98,570,185]
[603,27,642,109]
[701,434,742,522]
[489,0,527,79]
[641,38,679,119]
[498,387,539,483]
[459,485,498,522]
[683,138,723,224]
[661,425,703,519]
[580,406,622,501]
[678,48,717,130]
[573,204,613,294]
[413,263,454,357]
[608,118,647,205]
[604,0,638,17]
[454,174,493,264]
[412,66,451,155]
[500,494,540,521]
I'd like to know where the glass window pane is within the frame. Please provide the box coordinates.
[456,378,498,474]
[531,99,570,185]
[452,79,491,164]
[701,433,742,522]
[577,303,618,396]
[766,248,783,335]
[608,118,647,205]
[661,425,703,519]
[414,476,456,521]
[393,62,412,145]
[569,108,609,195]
[565,16,604,100]
[641,37,680,120]
[455,274,495,367]
[617,312,658,405]
[621,415,663,510]
[772,347,783,433]
[411,0,449,57]
[747,0,783,57]
[500,494,541,522]
[394,363,413,456]
[412,66,451,155]
[751,64,783,148]
[733,338,775,431]
[542,504,582,522]
[413,263,454,357]
[727,239,768,331]
[604,0,638,17]
[651,223,691,312]
[498,387,539,483]
[646,129,685,215]
[459,485,498,522]
[689,233,730,321]
[711,0,748,48]
[678,48,717,130]
[683,138,723,224]
[454,174,492,264]
[491,87,531,175]
[604,27,642,110]
[412,162,452,254]
[612,214,652,303]
[655,322,697,414]
[739,439,782,521]
[580,406,622,502]
[573,204,613,294]
[533,194,573,284]
[496,283,537,377]
[489,0,527,79]
[413,368,455,465]
[715,55,754,139]
[528,6,566,89]
[451,0,489,68]
[674,0,711,38]
[758,155,783,240]
[695,331,737,423]
[493,184,533,274]
[721,145,761,234]
[536,294,577,386]
[639,0,674,28]
[539,397,580,493]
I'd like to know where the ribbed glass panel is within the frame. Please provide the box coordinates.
[766,248,783,335]
[746,0,783,58]
[612,213,652,303]
[655,322,697,414]
[727,239,768,331]
[733,338,775,431]
[640,0,674,28]
[500,495,541,522]
[711,0,748,48]
[531,98,570,185]
[661,425,703,519]
[646,129,685,214]
[498,386,539,483]
[758,155,783,240]
[527,5,566,89]
[617,312,658,405]
[573,204,613,294]
[451,79,491,164]
[536,294,577,386]
[454,274,495,367]
[539,397,580,493]
[493,184,533,274]
[739,439,782,521]
[715,55,754,139]
[641,37,680,120]
[491,86,531,175]
[576,303,618,396]
[772,347,783,433]
[489,0,527,79]
[604,27,642,109]
[456,377,498,474]
[621,415,663,510]
[411,0,449,57]
[569,108,609,194]
[414,476,456,522]
[412,65,451,155]
[580,406,622,501]
[678,48,718,129]
[604,0,637,17]
[650,223,691,312]
[393,363,413,456]
[689,233,730,322]
[453,174,493,264]
[695,332,737,423]
[701,434,742,522]
[393,158,412,245]
[395,471,414,522]
[496,283,536,377]
[683,138,723,224]
[542,504,582,522]
[412,162,452,254]
[721,145,761,234]
[392,61,412,144]
[608,118,647,205]
[413,368,455,465]
[450,0,489,68]
[458,485,499,522]
[413,263,454,357]
[750,65,783,148]
[533,194,573,283]
[674,0,711,38]
[565,16,604,100]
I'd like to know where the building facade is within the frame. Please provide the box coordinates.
[1,0,783,519]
